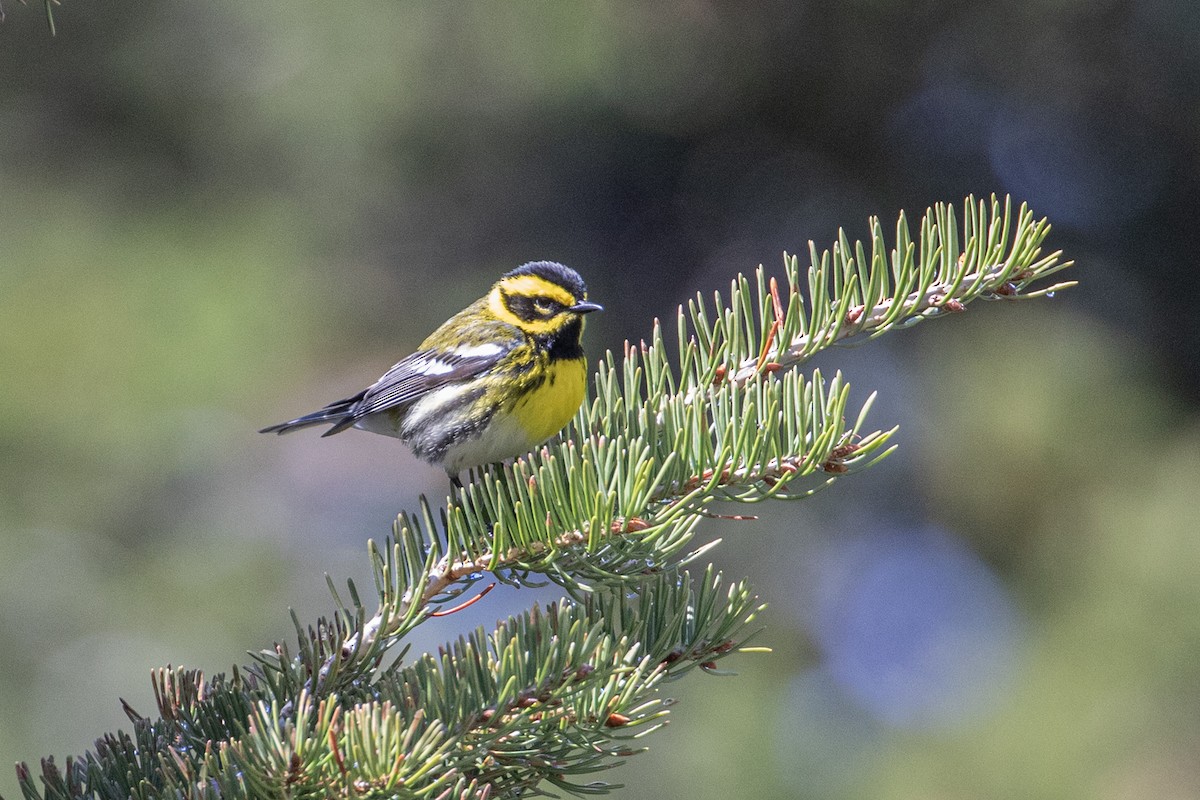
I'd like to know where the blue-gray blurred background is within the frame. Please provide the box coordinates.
[3,2,1199,798]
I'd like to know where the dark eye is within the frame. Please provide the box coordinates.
[532,296,561,317]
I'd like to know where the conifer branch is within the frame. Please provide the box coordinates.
[347,194,1070,652]
[18,569,762,799]
[705,195,1073,388]
[11,196,1072,800]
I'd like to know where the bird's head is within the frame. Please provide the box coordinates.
[489,261,602,337]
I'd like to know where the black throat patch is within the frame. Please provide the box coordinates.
[540,317,585,361]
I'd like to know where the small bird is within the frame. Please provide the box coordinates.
[260,261,602,486]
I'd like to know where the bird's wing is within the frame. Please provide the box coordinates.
[351,340,514,418]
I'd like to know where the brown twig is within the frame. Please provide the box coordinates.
[430,582,497,617]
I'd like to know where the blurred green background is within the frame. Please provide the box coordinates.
[3,2,1199,798]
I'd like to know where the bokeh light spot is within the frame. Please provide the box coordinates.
[810,524,1024,729]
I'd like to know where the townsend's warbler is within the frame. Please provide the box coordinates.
[260,261,602,485]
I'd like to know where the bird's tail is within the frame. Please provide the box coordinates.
[259,394,363,437]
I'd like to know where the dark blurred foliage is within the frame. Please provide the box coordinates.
[2,2,1199,798]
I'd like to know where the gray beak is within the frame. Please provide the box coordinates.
[569,301,604,314]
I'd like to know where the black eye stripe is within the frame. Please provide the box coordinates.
[503,290,569,321]
[504,291,549,322]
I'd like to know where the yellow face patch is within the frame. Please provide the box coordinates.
[488,286,529,329]
[488,274,585,334]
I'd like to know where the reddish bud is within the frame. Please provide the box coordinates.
[828,443,859,460]
[661,649,684,666]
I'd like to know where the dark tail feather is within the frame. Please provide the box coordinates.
[259,394,362,436]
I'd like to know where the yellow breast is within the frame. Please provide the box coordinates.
[511,356,588,444]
